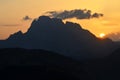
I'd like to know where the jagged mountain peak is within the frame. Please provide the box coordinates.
[0,16,115,60]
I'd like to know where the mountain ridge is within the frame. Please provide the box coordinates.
[1,48,120,80]
[0,16,117,60]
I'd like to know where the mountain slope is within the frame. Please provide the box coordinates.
[0,48,94,80]
[84,48,120,80]
[0,16,116,60]
[1,48,120,80]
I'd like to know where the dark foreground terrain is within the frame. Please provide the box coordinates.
[0,48,120,80]
[0,48,90,80]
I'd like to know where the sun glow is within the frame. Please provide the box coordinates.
[99,33,105,38]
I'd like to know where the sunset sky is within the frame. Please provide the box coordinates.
[0,0,120,40]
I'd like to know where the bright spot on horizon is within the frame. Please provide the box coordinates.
[99,33,105,38]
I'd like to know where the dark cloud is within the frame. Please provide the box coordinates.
[46,9,103,20]
[0,24,21,27]
[22,16,32,21]
[92,13,103,18]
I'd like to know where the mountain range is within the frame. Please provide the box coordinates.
[0,16,120,80]
[0,16,118,60]
[0,48,120,80]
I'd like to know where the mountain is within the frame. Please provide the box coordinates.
[83,48,120,80]
[1,48,120,80]
[0,16,116,60]
[0,48,94,80]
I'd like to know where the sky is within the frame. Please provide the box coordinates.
[0,0,120,40]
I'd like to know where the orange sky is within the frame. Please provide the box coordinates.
[0,0,120,40]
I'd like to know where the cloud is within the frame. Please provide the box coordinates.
[105,32,120,41]
[0,24,21,27]
[92,13,103,18]
[22,16,32,21]
[46,9,103,20]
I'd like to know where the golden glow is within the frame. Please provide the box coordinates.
[0,0,120,40]
[99,33,105,38]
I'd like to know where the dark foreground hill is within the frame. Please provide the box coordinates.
[85,48,120,80]
[1,48,120,80]
[0,48,93,80]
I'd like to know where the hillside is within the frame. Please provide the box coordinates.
[1,48,120,80]
[0,48,92,80]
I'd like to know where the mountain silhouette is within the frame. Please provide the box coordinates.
[0,16,116,60]
[1,48,120,80]
[0,48,94,80]
[83,47,120,80]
